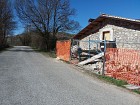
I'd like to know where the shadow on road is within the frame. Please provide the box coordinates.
[7,46,36,53]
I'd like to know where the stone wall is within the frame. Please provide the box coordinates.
[79,32,100,50]
[113,25,140,50]
[79,19,140,50]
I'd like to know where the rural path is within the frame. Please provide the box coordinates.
[0,46,140,105]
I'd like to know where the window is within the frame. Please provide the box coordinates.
[100,27,113,41]
[102,31,110,40]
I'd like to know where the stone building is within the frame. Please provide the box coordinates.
[73,14,140,50]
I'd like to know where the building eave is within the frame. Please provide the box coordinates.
[73,14,140,39]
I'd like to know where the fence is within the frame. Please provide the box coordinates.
[56,40,71,61]
[72,39,140,86]
[105,48,140,86]
[71,39,104,59]
[56,38,140,86]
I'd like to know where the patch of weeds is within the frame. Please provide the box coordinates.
[98,76,128,87]
[45,51,56,58]
[133,89,140,94]
[32,47,56,58]
[82,69,128,87]
[82,70,140,95]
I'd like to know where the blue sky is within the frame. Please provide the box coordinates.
[14,0,140,35]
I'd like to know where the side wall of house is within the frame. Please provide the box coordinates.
[79,19,140,50]
[113,25,140,49]
[79,32,100,50]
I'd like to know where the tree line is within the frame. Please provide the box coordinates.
[0,0,16,50]
[0,0,80,51]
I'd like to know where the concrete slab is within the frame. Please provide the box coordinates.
[124,84,140,90]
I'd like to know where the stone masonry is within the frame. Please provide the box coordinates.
[79,18,140,50]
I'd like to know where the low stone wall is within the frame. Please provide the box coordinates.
[56,40,71,61]
[105,48,140,86]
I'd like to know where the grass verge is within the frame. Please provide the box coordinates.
[31,47,56,58]
[83,70,128,87]
[77,68,140,95]
[133,89,140,94]
[41,51,56,58]
[97,75,128,87]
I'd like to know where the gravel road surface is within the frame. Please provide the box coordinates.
[0,46,140,105]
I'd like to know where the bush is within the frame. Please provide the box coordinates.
[0,44,10,51]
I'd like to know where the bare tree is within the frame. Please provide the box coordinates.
[0,0,16,49]
[15,0,80,50]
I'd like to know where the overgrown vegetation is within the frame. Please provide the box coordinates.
[133,89,140,94]
[97,75,128,87]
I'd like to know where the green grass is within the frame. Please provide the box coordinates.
[80,69,140,95]
[133,89,140,94]
[81,70,128,87]
[97,75,128,87]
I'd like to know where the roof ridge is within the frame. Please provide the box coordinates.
[101,14,140,23]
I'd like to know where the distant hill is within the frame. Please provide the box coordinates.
[56,32,75,40]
